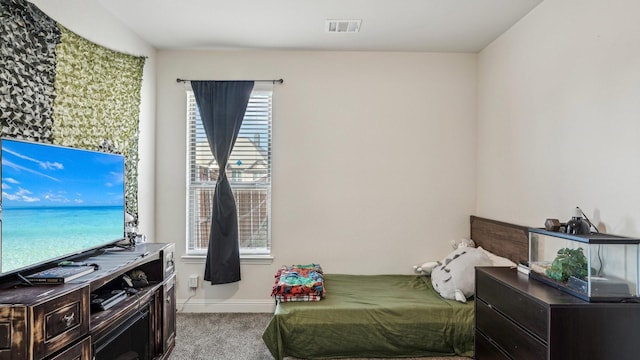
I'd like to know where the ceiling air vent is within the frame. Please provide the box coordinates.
[325,19,361,33]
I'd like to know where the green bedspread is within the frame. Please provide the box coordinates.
[262,274,474,359]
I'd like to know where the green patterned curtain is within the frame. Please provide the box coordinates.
[0,0,145,218]
[53,25,145,217]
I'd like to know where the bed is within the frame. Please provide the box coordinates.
[262,216,530,360]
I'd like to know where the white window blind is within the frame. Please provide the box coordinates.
[186,84,272,255]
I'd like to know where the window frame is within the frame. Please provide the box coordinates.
[185,84,272,257]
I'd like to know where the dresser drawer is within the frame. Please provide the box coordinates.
[476,299,547,360]
[475,330,511,360]
[162,243,176,279]
[0,306,27,359]
[476,269,548,340]
[32,287,90,359]
[48,336,91,360]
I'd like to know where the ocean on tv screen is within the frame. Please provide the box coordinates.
[1,205,125,272]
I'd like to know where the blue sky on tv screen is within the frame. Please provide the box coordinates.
[1,140,125,209]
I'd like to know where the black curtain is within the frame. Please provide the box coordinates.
[191,80,255,285]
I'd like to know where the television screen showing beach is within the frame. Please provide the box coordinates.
[1,139,125,273]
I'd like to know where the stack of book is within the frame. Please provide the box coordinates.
[26,266,95,284]
[90,289,127,311]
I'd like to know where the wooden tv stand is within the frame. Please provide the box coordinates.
[0,243,176,360]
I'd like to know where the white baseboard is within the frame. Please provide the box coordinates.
[176,298,276,313]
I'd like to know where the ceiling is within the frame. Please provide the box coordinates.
[96,0,543,53]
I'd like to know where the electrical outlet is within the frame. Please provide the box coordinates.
[188,274,199,289]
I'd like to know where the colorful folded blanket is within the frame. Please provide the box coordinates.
[271,264,325,302]
[274,294,323,302]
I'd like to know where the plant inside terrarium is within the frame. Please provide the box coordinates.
[545,247,588,282]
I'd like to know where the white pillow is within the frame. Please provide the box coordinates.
[477,246,517,267]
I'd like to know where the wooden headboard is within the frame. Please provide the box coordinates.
[470,216,530,264]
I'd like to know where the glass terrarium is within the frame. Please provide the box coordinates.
[528,228,640,302]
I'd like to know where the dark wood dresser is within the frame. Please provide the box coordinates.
[475,266,640,360]
[0,243,175,360]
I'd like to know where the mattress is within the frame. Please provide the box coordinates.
[262,274,474,359]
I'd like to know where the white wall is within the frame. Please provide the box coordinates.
[29,0,157,240]
[24,0,640,313]
[155,50,477,311]
[24,1,478,313]
[477,0,640,235]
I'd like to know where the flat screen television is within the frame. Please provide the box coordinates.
[0,138,126,276]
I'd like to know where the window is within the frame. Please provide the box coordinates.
[186,84,272,256]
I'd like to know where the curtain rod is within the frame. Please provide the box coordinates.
[176,78,283,84]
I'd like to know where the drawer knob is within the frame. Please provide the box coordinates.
[61,313,75,327]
